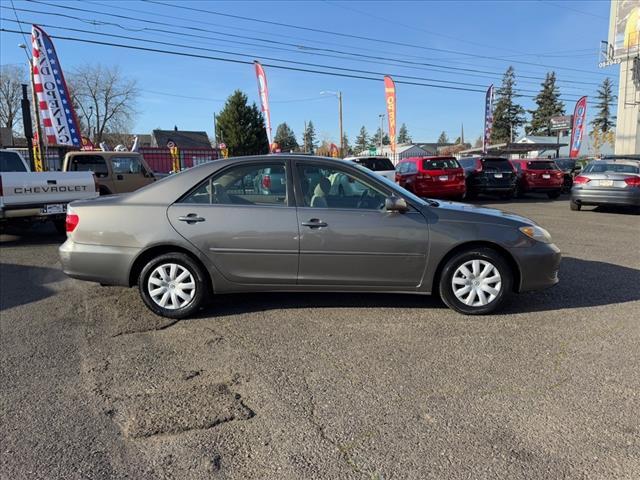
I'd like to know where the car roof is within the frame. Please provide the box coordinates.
[66,151,141,157]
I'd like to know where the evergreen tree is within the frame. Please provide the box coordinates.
[491,66,526,143]
[374,127,390,146]
[355,125,369,152]
[215,90,269,156]
[341,132,353,156]
[590,77,616,134]
[528,72,565,136]
[302,121,317,153]
[273,122,299,152]
[397,123,411,143]
[437,131,449,144]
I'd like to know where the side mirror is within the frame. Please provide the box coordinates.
[385,196,408,212]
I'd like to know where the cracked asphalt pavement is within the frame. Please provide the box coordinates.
[1,198,639,479]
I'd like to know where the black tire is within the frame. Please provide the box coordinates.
[138,252,208,319]
[515,183,525,199]
[464,189,477,200]
[569,199,581,211]
[99,186,111,196]
[52,218,66,235]
[547,190,561,199]
[439,247,513,315]
[499,190,514,200]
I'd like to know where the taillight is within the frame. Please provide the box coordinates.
[416,173,431,180]
[573,175,590,184]
[66,213,79,233]
[261,175,271,189]
[624,177,640,187]
[555,171,564,178]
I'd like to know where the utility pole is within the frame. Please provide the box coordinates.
[20,84,35,170]
[338,91,343,158]
[378,114,385,150]
[213,112,217,145]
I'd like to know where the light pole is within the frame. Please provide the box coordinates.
[378,113,385,150]
[320,90,343,157]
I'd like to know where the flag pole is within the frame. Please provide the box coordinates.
[29,44,45,171]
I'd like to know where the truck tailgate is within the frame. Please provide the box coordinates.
[1,171,97,207]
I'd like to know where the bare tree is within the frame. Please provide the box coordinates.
[69,64,138,143]
[0,65,27,132]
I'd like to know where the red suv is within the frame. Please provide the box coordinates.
[510,159,564,199]
[395,156,465,199]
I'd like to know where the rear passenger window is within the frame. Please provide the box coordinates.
[69,155,108,176]
[422,158,459,170]
[180,163,287,206]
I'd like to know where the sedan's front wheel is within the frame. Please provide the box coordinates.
[139,252,207,319]
[439,248,512,315]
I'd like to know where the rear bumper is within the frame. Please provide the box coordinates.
[513,242,561,292]
[523,184,563,192]
[59,240,139,286]
[571,188,640,207]
[415,184,465,197]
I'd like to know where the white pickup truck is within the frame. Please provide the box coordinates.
[0,150,98,233]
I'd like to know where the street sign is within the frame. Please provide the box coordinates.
[368,147,377,155]
[550,115,573,131]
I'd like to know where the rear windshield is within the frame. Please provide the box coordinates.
[458,158,477,170]
[354,157,394,171]
[555,159,575,170]
[423,158,459,170]
[527,161,559,171]
[483,159,513,172]
[0,151,28,172]
[583,163,639,174]
[69,155,109,175]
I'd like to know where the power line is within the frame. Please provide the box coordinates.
[0,27,489,93]
[142,0,611,77]
[0,19,599,102]
[9,2,610,90]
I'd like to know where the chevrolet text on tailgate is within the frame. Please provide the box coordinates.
[0,150,98,233]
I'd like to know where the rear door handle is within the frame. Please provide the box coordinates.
[178,214,205,223]
[301,219,328,228]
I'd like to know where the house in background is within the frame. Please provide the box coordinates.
[358,143,429,164]
[151,127,212,148]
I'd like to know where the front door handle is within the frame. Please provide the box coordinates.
[301,219,328,228]
[116,174,124,180]
[178,214,205,224]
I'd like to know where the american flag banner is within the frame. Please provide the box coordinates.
[31,25,81,147]
[482,84,494,154]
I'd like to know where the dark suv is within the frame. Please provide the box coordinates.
[458,156,516,199]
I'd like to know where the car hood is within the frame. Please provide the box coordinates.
[427,200,536,227]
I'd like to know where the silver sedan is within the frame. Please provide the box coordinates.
[570,159,640,211]
[59,155,561,318]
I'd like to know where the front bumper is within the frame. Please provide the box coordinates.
[59,239,140,286]
[513,241,561,292]
[571,187,640,207]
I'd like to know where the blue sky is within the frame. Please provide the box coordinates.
[0,0,616,145]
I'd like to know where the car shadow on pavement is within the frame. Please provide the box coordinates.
[505,256,640,314]
[0,223,66,247]
[0,263,68,311]
[204,290,446,318]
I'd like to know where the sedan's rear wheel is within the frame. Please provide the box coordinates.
[569,199,581,211]
[439,248,512,315]
[138,252,207,318]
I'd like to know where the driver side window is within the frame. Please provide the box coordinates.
[296,163,387,210]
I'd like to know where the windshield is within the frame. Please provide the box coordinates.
[351,162,427,206]
[0,151,28,172]
[583,162,639,174]
[423,158,459,170]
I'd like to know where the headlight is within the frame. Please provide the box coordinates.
[519,225,552,244]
